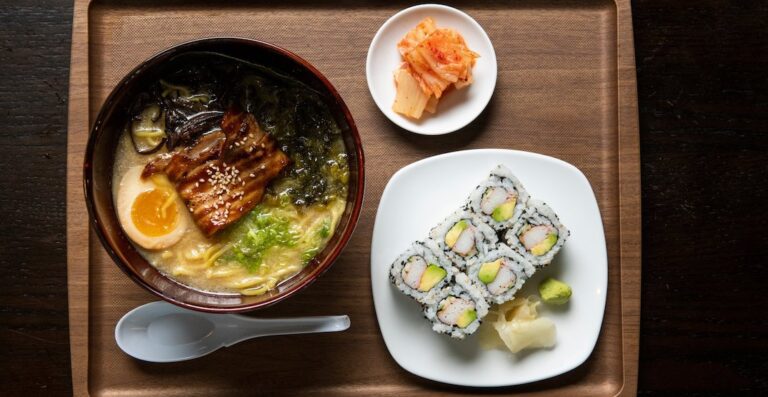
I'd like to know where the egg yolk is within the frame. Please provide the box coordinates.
[131,188,178,237]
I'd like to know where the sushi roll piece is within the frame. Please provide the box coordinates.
[467,245,533,305]
[430,211,498,269]
[390,240,456,305]
[424,273,489,339]
[505,199,569,267]
[468,164,530,231]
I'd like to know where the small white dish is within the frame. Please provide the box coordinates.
[366,4,497,135]
[370,149,607,387]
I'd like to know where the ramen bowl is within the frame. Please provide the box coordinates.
[84,38,364,313]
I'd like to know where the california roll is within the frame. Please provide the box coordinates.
[430,211,497,269]
[467,245,532,304]
[506,199,569,267]
[467,164,530,230]
[390,240,456,305]
[423,273,489,339]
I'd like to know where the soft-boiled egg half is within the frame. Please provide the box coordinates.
[116,166,186,250]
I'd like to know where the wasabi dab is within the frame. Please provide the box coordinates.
[538,277,572,305]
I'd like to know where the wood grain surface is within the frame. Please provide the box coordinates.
[0,0,766,396]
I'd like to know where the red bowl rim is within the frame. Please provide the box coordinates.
[83,37,365,313]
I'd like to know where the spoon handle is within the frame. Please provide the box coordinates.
[222,315,351,346]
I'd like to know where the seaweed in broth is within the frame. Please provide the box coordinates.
[113,54,349,295]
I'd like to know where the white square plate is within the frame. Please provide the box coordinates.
[370,149,607,387]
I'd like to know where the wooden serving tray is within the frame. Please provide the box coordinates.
[67,0,640,395]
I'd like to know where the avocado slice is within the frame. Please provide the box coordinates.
[444,220,468,248]
[491,198,517,222]
[539,277,572,304]
[477,259,502,284]
[531,233,558,256]
[417,264,447,292]
[456,309,477,328]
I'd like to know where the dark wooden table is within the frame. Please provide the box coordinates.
[1,1,766,395]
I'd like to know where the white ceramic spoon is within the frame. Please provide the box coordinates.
[115,301,350,362]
